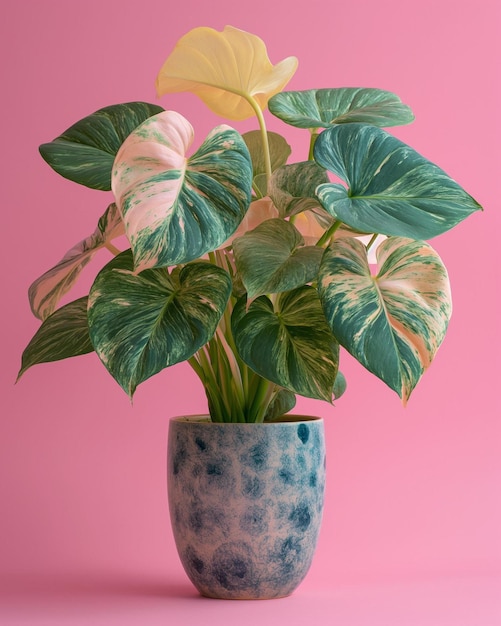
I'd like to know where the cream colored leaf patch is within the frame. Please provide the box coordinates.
[156,26,298,120]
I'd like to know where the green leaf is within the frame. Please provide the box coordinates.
[242,130,292,175]
[231,287,339,401]
[39,102,164,190]
[243,131,291,198]
[18,297,93,380]
[268,161,329,217]
[333,371,347,399]
[269,88,414,129]
[112,111,253,271]
[87,250,232,397]
[233,219,323,299]
[29,203,124,320]
[252,173,268,198]
[318,236,452,404]
[314,124,482,239]
[263,389,296,421]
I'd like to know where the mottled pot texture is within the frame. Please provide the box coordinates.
[167,415,326,600]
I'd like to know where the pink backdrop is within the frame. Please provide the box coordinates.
[2,0,500,623]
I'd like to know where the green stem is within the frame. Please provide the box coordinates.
[248,96,272,186]
[316,219,342,247]
[308,130,320,161]
[188,354,224,422]
[197,347,231,422]
[247,374,274,423]
[215,330,244,401]
[365,233,379,254]
[195,248,279,422]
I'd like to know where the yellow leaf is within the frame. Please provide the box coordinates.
[156,26,298,121]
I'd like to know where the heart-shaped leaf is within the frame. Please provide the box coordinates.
[243,130,292,197]
[268,161,329,217]
[112,110,253,271]
[18,297,94,380]
[233,219,323,298]
[318,236,452,403]
[88,250,232,397]
[243,130,292,175]
[269,88,414,129]
[29,203,124,320]
[314,124,482,239]
[231,287,339,401]
[156,26,298,121]
[39,102,164,190]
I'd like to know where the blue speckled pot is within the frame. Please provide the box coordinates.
[167,415,325,600]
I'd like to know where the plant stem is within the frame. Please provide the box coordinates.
[248,97,272,186]
[247,375,275,423]
[365,233,379,254]
[104,241,121,256]
[316,219,342,247]
[308,130,320,161]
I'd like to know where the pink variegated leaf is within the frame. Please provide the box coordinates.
[319,236,452,404]
[29,203,125,320]
[112,110,252,271]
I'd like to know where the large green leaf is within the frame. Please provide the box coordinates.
[87,250,232,397]
[112,110,253,272]
[314,124,482,239]
[18,297,93,379]
[232,218,323,299]
[269,88,414,129]
[231,287,339,401]
[29,203,124,320]
[268,161,329,217]
[318,236,452,403]
[39,102,164,190]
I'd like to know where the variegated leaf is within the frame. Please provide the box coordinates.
[314,124,482,239]
[39,102,164,190]
[268,161,329,217]
[232,219,323,298]
[318,236,452,403]
[269,88,414,129]
[88,250,232,397]
[112,111,252,272]
[18,297,93,380]
[232,287,339,401]
[29,203,124,320]
[156,26,298,121]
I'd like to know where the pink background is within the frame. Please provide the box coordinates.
[2,0,500,623]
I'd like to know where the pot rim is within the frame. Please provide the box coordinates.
[170,414,323,425]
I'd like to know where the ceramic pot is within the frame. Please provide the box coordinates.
[167,415,326,600]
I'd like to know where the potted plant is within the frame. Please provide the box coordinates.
[19,26,481,599]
